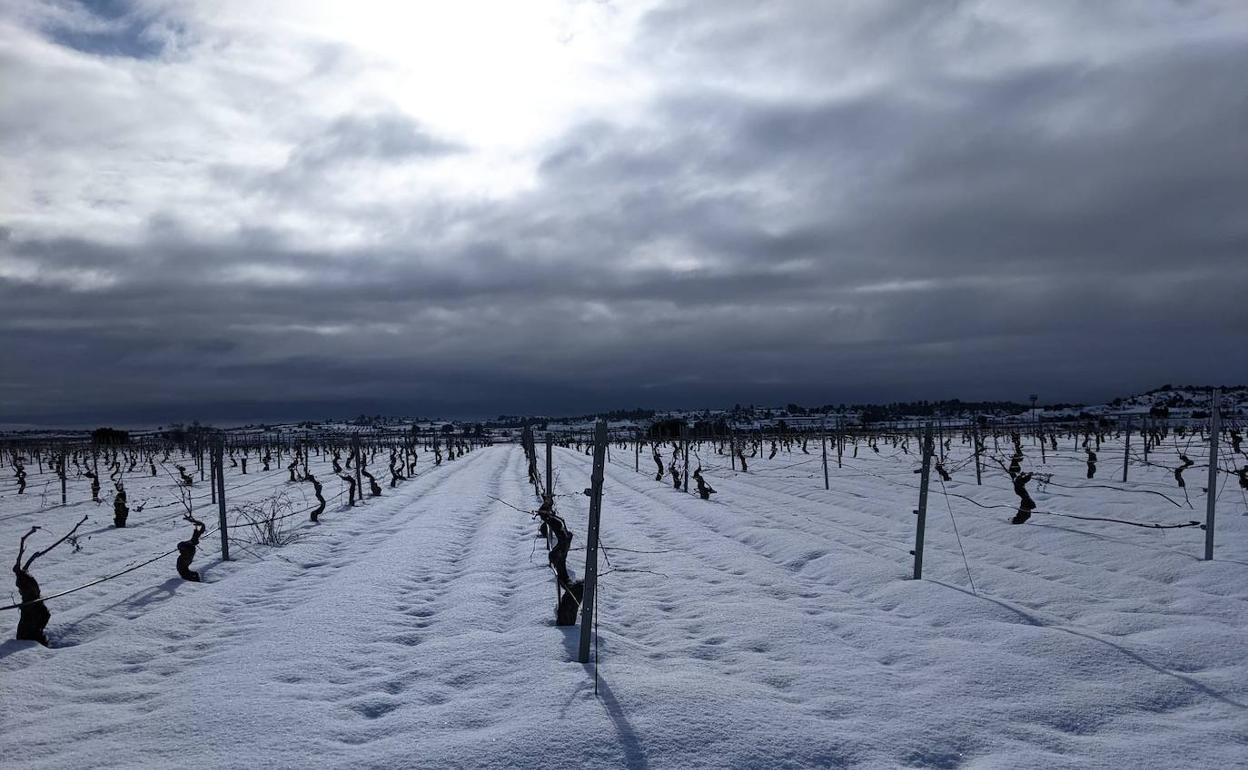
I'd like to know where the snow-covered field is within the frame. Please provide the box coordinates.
[2,434,1246,769]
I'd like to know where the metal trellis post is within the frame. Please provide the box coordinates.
[912,424,934,580]
[545,435,554,501]
[1205,390,1220,561]
[821,417,830,490]
[682,423,689,493]
[353,436,363,504]
[214,443,230,561]
[1122,416,1131,483]
[579,419,609,664]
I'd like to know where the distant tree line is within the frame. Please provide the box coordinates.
[91,427,130,445]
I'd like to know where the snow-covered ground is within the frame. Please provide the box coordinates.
[2,434,1246,769]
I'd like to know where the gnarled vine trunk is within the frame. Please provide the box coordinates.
[693,467,716,500]
[306,474,326,521]
[113,485,129,528]
[176,515,206,582]
[1010,472,1037,525]
[12,516,88,645]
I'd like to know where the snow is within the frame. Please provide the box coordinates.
[2,433,1246,769]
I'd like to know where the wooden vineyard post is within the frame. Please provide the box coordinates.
[730,429,737,471]
[214,442,230,561]
[60,455,67,506]
[634,429,640,473]
[210,455,217,505]
[1122,416,1132,483]
[911,424,934,580]
[1205,389,1220,561]
[578,419,609,664]
[545,435,554,501]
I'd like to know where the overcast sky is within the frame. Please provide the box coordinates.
[2,0,1246,426]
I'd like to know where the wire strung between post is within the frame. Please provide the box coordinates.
[937,478,977,595]
[939,487,1203,529]
[0,476,359,612]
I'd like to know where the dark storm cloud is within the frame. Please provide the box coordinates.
[294,113,462,165]
[41,0,188,59]
[209,112,465,197]
[272,112,463,190]
[2,0,1246,426]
